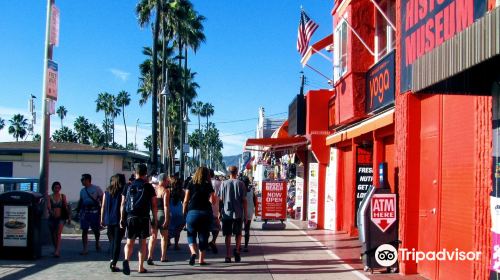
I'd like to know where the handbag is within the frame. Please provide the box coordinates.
[60,194,70,220]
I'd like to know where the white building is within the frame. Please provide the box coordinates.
[0,141,148,202]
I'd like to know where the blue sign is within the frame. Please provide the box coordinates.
[366,51,395,113]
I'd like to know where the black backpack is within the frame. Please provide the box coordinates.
[125,179,150,217]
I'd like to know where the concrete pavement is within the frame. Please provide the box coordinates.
[0,221,415,280]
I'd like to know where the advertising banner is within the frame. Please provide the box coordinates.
[3,205,28,247]
[308,163,319,229]
[261,180,287,220]
[370,194,397,232]
[366,51,395,113]
[50,4,60,46]
[324,148,337,230]
[295,166,304,220]
[400,0,487,93]
[355,147,373,225]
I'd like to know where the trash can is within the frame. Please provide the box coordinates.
[0,191,43,259]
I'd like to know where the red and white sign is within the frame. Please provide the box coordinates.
[261,180,287,220]
[370,194,396,232]
[50,5,60,46]
[46,60,58,100]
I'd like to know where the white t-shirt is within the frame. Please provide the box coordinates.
[211,179,222,217]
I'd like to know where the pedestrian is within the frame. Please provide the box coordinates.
[78,173,103,255]
[208,169,221,254]
[147,173,170,264]
[120,163,158,275]
[183,166,217,266]
[242,177,257,252]
[168,176,185,250]
[101,174,126,272]
[48,181,71,258]
[220,166,247,263]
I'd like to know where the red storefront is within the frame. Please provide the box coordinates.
[328,0,499,278]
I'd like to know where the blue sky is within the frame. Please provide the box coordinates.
[0,1,334,156]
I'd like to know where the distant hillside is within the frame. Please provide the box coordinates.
[223,154,241,168]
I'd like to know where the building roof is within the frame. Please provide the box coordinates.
[0,141,149,160]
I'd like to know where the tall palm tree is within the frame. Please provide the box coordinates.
[190,101,203,164]
[116,91,131,149]
[201,103,214,132]
[109,94,121,145]
[56,106,67,128]
[0,117,5,131]
[95,92,115,146]
[8,114,29,142]
[136,0,165,171]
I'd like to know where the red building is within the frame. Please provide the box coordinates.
[325,0,499,279]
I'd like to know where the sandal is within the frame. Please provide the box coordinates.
[138,268,148,273]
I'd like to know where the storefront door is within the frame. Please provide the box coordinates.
[340,147,354,234]
[418,95,440,279]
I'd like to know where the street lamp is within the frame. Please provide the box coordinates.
[134,118,139,150]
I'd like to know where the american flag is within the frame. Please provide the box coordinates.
[297,9,319,57]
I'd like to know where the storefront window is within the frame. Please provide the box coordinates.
[334,17,348,81]
[375,0,396,61]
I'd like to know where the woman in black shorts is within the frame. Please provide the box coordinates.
[147,173,170,264]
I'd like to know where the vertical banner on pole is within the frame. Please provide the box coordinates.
[46,60,58,100]
[308,163,319,229]
[491,84,500,279]
[50,5,59,47]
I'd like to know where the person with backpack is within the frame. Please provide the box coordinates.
[168,176,185,250]
[220,166,247,263]
[101,174,126,272]
[183,167,217,266]
[78,173,103,255]
[120,164,158,275]
[147,173,170,264]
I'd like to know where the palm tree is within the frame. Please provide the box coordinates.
[88,123,105,146]
[116,91,131,149]
[201,103,214,132]
[136,0,165,171]
[95,92,114,146]
[0,117,5,131]
[74,116,90,144]
[52,127,78,143]
[8,114,28,141]
[56,106,67,128]
[109,95,121,145]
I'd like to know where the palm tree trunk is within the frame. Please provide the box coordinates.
[151,1,161,172]
[122,107,127,149]
[60,118,63,128]
[198,114,201,165]
[112,118,115,145]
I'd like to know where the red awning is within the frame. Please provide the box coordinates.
[271,120,289,139]
[244,136,308,152]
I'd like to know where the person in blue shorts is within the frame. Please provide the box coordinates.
[78,173,103,255]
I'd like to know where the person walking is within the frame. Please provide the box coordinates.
[168,176,185,250]
[120,164,158,275]
[183,167,217,266]
[208,169,222,254]
[220,166,247,263]
[48,181,71,258]
[242,177,257,252]
[78,173,103,255]
[147,173,170,264]
[101,174,126,272]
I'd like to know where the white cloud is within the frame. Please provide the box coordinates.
[220,134,246,156]
[109,68,130,82]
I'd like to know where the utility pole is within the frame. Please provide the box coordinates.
[299,72,305,96]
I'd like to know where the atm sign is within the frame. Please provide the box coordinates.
[371,194,397,232]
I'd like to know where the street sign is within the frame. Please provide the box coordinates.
[261,180,287,220]
[46,60,58,100]
[182,143,190,153]
[370,193,396,232]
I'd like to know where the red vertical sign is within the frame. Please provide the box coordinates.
[261,180,287,220]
